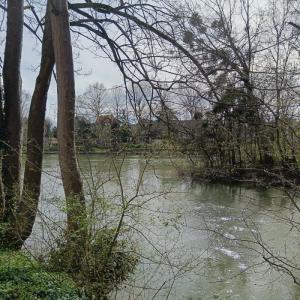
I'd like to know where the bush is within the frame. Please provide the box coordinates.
[0,250,83,299]
[48,228,138,300]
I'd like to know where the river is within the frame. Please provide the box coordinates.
[26,154,300,300]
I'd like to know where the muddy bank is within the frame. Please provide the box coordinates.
[181,166,300,188]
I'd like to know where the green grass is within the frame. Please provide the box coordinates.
[0,250,84,300]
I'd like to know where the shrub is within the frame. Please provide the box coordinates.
[48,228,138,300]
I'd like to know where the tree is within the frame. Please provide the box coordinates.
[0,0,205,247]
[1,0,24,223]
[0,74,4,218]
[179,87,203,120]
[110,86,128,124]
[165,0,300,171]
[17,3,55,242]
[77,82,107,122]
[50,0,86,237]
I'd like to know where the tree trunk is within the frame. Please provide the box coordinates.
[2,0,24,222]
[50,0,86,235]
[17,5,55,242]
[0,79,5,220]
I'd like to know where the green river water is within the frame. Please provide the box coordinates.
[26,154,300,300]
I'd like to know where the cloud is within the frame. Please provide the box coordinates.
[21,28,123,121]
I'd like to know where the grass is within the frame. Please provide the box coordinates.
[0,250,84,300]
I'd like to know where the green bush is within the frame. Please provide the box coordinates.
[48,228,138,300]
[0,250,83,300]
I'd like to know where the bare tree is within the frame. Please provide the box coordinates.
[16,3,55,243]
[1,0,24,223]
[110,85,127,123]
[77,82,107,122]
[50,0,86,236]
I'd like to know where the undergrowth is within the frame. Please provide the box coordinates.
[0,250,84,300]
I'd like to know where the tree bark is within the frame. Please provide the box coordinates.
[50,0,86,235]
[17,5,55,242]
[0,79,5,220]
[2,0,24,222]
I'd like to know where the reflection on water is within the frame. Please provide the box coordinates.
[27,154,300,299]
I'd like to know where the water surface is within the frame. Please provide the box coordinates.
[28,154,300,299]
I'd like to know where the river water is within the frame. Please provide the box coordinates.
[27,154,300,299]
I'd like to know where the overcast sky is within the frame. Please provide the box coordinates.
[21,27,123,121]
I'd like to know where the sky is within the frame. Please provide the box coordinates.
[10,0,280,122]
[21,28,124,121]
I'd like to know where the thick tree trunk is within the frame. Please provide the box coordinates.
[17,6,55,242]
[50,0,86,235]
[2,0,24,222]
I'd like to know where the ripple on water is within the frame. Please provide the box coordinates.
[231,226,245,232]
[215,247,241,259]
[220,216,242,222]
[220,216,232,221]
[223,233,236,240]
[238,263,248,271]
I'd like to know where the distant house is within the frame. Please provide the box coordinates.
[95,115,118,129]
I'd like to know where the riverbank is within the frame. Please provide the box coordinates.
[182,166,300,188]
[43,144,155,155]
[0,250,82,299]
